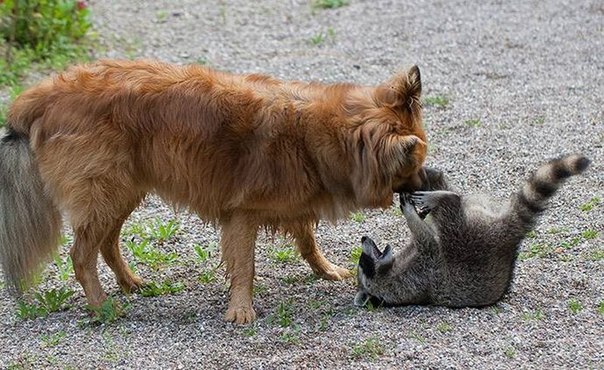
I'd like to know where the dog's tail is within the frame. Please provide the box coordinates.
[0,128,62,293]
[510,154,590,233]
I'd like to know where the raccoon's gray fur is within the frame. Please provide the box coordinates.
[355,154,590,308]
[0,129,62,292]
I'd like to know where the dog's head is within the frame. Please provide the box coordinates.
[354,236,395,307]
[346,66,428,207]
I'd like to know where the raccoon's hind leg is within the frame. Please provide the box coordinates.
[400,193,438,248]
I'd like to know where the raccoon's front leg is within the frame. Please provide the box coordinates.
[410,191,463,230]
[400,193,438,248]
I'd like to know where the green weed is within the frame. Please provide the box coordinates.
[579,197,600,212]
[312,0,348,9]
[125,239,178,270]
[242,324,258,337]
[270,244,298,264]
[436,321,452,333]
[504,345,516,359]
[351,337,385,360]
[16,287,74,319]
[309,27,335,46]
[193,242,218,263]
[465,119,481,127]
[270,299,295,328]
[350,211,366,223]
[424,95,449,108]
[279,325,301,344]
[148,218,180,242]
[587,249,604,261]
[518,243,552,260]
[568,298,583,314]
[140,280,185,297]
[597,301,604,315]
[350,245,363,265]
[198,268,217,284]
[86,297,129,325]
[53,254,73,281]
[521,308,544,321]
[581,229,599,240]
[41,331,67,347]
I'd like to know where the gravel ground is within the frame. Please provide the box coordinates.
[1,0,603,368]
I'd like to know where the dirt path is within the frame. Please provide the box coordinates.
[1,0,602,368]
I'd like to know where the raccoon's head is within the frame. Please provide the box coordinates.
[354,236,395,307]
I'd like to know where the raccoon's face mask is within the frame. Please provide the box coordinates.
[354,236,394,307]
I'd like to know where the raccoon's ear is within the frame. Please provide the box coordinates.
[376,65,422,110]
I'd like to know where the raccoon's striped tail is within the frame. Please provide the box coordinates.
[0,128,62,293]
[512,154,590,232]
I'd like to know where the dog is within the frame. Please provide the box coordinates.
[355,155,590,308]
[0,59,427,323]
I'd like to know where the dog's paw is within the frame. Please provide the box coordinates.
[118,275,145,294]
[225,305,256,324]
[316,263,352,280]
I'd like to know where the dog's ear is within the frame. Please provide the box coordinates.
[375,65,422,111]
[383,134,426,177]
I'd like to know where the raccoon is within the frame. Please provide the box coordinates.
[355,154,591,308]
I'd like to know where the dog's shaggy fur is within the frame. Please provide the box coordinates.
[0,59,426,323]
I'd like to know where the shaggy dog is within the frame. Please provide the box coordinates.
[0,59,426,323]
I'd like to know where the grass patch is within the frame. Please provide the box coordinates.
[312,0,349,9]
[597,301,604,315]
[351,337,385,360]
[140,280,185,297]
[579,197,600,212]
[16,287,74,319]
[424,95,449,108]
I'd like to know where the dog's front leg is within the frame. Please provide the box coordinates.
[287,221,352,280]
[220,212,258,324]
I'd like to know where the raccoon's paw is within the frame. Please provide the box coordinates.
[410,191,438,212]
[225,305,256,324]
[399,193,417,215]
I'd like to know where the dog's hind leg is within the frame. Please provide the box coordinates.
[99,195,145,294]
[221,212,258,324]
[288,221,352,280]
[70,223,109,308]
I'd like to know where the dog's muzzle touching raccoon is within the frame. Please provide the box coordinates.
[355,154,591,308]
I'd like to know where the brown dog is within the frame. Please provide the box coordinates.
[0,59,427,323]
